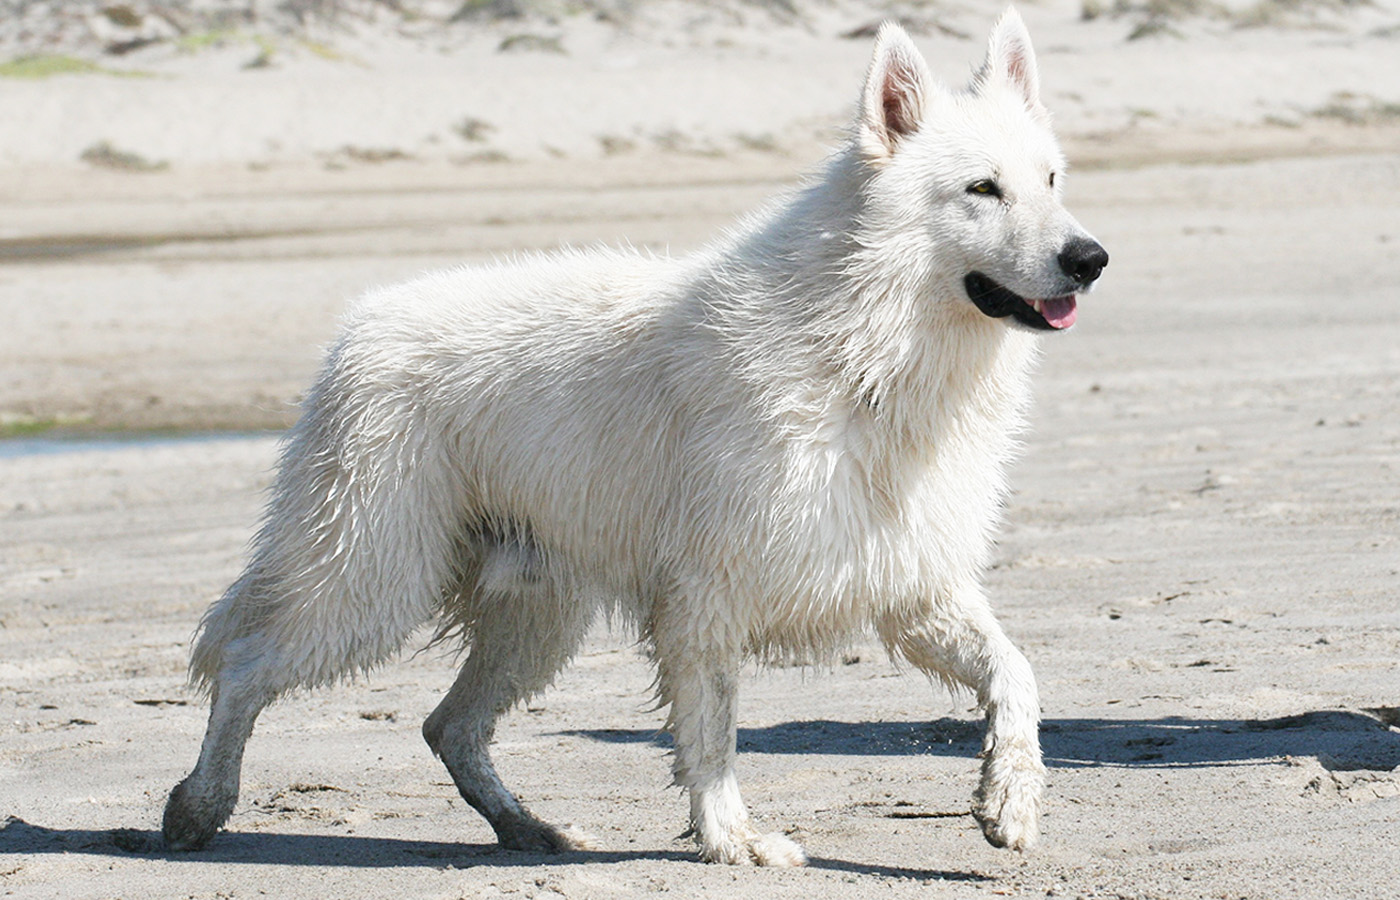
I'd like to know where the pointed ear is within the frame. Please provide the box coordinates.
[978,7,1046,118]
[858,23,933,164]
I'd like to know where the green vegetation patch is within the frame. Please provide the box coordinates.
[1312,92,1400,125]
[0,414,93,438]
[0,55,113,79]
[175,29,238,52]
[299,39,343,62]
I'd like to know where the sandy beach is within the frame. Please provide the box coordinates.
[2,2,1398,897]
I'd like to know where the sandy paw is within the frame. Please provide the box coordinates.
[975,803,1039,851]
[973,750,1045,851]
[163,778,239,852]
[700,828,807,867]
[746,830,807,867]
[498,816,596,854]
[554,824,600,851]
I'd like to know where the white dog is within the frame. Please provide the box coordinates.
[164,8,1106,866]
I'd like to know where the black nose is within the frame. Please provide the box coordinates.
[1058,237,1109,287]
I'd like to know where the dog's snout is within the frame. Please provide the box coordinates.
[1057,237,1109,287]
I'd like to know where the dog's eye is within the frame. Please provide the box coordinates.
[1049,172,1057,189]
[967,180,1002,198]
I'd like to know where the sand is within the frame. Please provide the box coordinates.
[1,2,1398,898]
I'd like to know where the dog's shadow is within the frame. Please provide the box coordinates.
[0,816,984,882]
[6,709,1393,874]
[570,708,1400,770]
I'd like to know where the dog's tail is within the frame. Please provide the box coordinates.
[188,336,462,696]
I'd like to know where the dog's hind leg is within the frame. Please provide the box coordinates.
[422,577,596,853]
[649,599,807,867]
[165,404,464,850]
[164,546,444,850]
[163,632,279,851]
[880,585,1045,852]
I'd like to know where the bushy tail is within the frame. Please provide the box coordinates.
[189,354,464,696]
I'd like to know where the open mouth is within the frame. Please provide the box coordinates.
[964,272,1077,331]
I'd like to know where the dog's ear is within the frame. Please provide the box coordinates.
[858,22,932,163]
[976,7,1048,121]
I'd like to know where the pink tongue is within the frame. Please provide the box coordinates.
[1041,296,1077,329]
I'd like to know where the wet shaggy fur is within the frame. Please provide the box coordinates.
[164,9,1106,866]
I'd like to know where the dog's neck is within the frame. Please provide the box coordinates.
[696,145,1041,454]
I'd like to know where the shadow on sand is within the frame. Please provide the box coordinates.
[0,816,985,882]
[567,709,1400,769]
[5,710,1393,873]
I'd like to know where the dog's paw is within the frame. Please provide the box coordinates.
[699,827,807,867]
[975,802,1038,851]
[162,778,237,852]
[973,744,1045,852]
[497,815,596,854]
[553,824,600,852]
[746,830,807,867]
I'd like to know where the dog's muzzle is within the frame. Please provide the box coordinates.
[966,238,1108,331]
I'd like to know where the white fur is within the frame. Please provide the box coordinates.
[164,9,1104,865]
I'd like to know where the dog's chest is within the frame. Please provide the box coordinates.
[761,399,1007,611]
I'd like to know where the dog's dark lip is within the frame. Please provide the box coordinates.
[964,272,1075,331]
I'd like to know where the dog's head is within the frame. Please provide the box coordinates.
[854,8,1107,331]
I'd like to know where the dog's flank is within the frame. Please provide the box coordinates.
[164,8,1106,866]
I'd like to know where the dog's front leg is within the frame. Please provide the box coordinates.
[652,614,806,867]
[881,586,1045,851]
